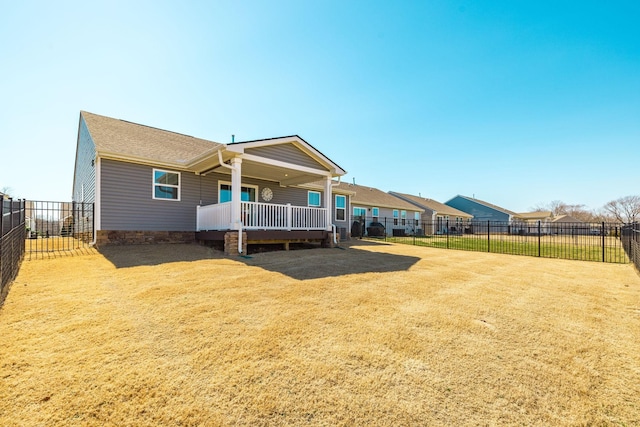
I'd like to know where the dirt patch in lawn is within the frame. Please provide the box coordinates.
[1,242,639,426]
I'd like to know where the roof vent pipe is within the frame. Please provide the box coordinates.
[231,134,235,143]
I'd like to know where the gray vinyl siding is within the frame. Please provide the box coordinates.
[100,160,218,231]
[72,116,96,204]
[348,205,421,237]
[244,144,329,171]
[100,162,329,231]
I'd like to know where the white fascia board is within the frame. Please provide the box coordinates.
[297,182,356,195]
[351,201,425,212]
[98,151,193,171]
[185,144,227,166]
[235,137,346,175]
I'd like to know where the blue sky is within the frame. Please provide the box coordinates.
[1,1,638,212]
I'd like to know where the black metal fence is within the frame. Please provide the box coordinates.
[24,201,94,260]
[1,198,26,304]
[621,223,639,271]
[349,216,628,264]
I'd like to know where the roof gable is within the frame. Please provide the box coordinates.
[231,135,345,176]
[446,195,517,216]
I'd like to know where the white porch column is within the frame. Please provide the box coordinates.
[230,157,242,230]
[324,175,332,231]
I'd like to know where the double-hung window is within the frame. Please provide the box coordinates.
[372,207,379,222]
[401,210,407,225]
[153,169,180,201]
[393,209,399,225]
[335,195,346,221]
[308,191,321,207]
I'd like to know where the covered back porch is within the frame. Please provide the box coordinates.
[188,136,345,254]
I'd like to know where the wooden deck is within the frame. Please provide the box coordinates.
[196,229,333,250]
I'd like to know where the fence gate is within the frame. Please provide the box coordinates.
[24,201,94,260]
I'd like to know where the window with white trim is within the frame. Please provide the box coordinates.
[218,181,257,203]
[414,211,420,225]
[353,206,366,219]
[401,210,407,225]
[308,191,321,207]
[393,209,399,225]
[372,207,379,222]
[335,195,346,221]
[153,169,180,201]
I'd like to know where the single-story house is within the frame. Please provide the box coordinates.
[72,111,347,254]
[511,211,553,235]
[550,215,592,235]
[388,192,473,234]
[445,195,518,233]
[331,183,423,237]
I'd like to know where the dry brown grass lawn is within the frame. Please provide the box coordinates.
[1,241,639,426]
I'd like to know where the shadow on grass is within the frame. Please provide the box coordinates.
[99,243,223,268]
[98,240,420,280]
[237,239,421,280]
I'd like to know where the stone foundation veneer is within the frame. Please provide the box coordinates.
[224,231,248,256]
[95,230,195,246]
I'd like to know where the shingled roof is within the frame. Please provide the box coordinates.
[389,192,473,218]
[335,183,422,211]
[447,195,518,216]
[81,111,223,167]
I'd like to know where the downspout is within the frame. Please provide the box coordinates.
[217,150,234,171]
[237,219,243,254]
[90,157,101,246]
[217,150,243,254]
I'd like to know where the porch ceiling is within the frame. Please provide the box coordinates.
[202,158,329,186]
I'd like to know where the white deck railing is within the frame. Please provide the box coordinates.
[197,201,328,231]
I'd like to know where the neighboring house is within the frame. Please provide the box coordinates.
[445,195,517,222]
[72,111,346,254]
[445,195,519,233]
[388,192,473,234]
[511,211,554,235]
[332,183,423,237]
[550,214,592,235]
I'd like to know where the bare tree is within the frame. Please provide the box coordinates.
[531,200,596,222]
[1,186,13,198]
[603,195,640,224]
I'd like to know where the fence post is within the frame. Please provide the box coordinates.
[538,220,541,257]
[602,221,605,263]
[487,220,490,252]
[446,219,449,249]
[413,219,416,246]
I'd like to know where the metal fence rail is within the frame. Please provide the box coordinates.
[349,216,628,264]
[1,198,26,304]
[621,222,639,271]
[25,201,94,260]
